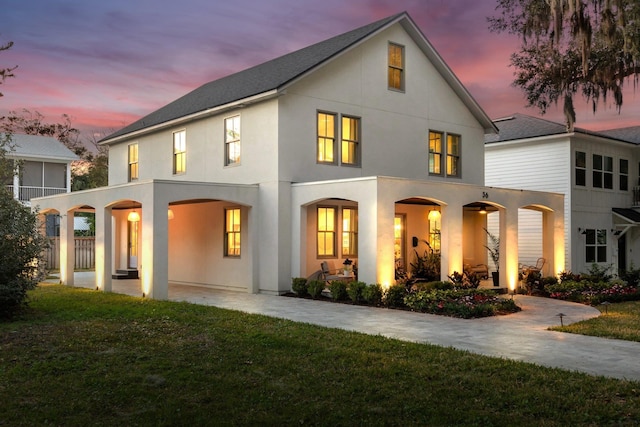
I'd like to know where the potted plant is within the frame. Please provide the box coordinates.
[343,258,353,275]
[483,228,500,286]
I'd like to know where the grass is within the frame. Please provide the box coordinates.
[550,300,640,342]
[1,285,640,426]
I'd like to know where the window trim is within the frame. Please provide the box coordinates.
[128,143,139,182]
[585,228,607,263]
[388,42,405,92]
[340,115,361,166]
[341,207,358,257]
[317,206,337,257]
[620,158,629,191]
[428,131,443,176]
[593,154,613,189]
[224,115,241,166]
[446,133,461,178]
[317,111,337,165]
[575,150,586,187]
[224,207,241,257]
[172,129,186,175]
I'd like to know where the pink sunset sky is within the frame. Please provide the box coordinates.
[2,0,639,137]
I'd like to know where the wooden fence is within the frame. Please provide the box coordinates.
[44,237,95,270]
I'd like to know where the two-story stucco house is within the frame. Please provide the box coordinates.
[486,113,640,275]
[3,133,77,206]
[34,12,565,299]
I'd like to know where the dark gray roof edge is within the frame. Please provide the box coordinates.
[101,12,406,144]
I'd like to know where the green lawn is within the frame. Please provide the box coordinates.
[550,300,640,342]
[1,284,639,426]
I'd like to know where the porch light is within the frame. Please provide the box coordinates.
[127,210,140,222]
[168,208,174,220]
[479,205,487,215]
[427,210,440,221]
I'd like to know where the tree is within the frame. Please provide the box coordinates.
[0,40,17,97]
[489,0,640,131]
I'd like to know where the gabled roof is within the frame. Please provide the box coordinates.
[102,12,496,144]
[4,133,78,162]
[485,113,640,145]
[613,207,640,223]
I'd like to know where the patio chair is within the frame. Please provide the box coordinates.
[464,262,489,279]
[320,261,343,282]
[522,258,546,276]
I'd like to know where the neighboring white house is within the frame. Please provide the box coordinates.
[3,133,77,206]
[33,12,565,299]
[485,113,640,275]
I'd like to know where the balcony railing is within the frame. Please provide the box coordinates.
[5,185,67,202]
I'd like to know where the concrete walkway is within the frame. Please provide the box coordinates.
[55,272,640,382]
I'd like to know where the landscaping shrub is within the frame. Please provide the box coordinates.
[347,281,367,303]
[447,271,479,289]
[547,280,640,305]
[404,288,520,318]
[384,283,407,308]
[411,280,453,292]
[291,277,308,297]
[582,263,613,283]
[307,280,325,299]
[362,283,383,305]
[620,266,640,287]
[329,280,348,301]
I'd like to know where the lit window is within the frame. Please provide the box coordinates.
[428,131,443,175]
[593,154,613,189]
[317,207,336,257]
[620,159,629,191]
[388,43,404,91]
[342,208,358,256]
[225,116,241,166]
[317,112,336,163]
[585,229,606,263]
[394,215,405,263]
[128,143,138,182]
[575,151,586,186]
[173,130,186,174]
[341,116,360,165]
[428,210,441,252]
[446,134,461,177]
[225,208,241,256]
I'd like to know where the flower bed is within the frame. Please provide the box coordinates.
[546,280,640,305]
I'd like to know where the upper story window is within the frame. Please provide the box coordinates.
[428,131,442,175]
[128,143,138,182]
[225,115,241,166]
[341,116,360,166]
[620,158,629,191]
[341,207,358,257]
[317,112,336,164]
[173,130,186,175]
[575,151,586,186]
[317,206,336,257]
[224,207,241,257]
[388,43,404,91]
[446,134,461,177]
[593,154,613,189]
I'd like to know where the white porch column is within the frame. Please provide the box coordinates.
[441,203,463,280]
[141,194,169,300]
[544,209,565,276]
[500,206,519,291]
[59,211,75,286]
[12,172,19,199]
[65,163,72,193]
[95,206,113,292]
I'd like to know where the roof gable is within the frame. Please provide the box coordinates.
[4,133,78,162]
[102,12,496,144]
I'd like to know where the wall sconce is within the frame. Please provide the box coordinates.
[578,227,587,235]
[168,208,174,220]
[127,210,140,222]
[412,236,419,247]
[479,204,487,215]
[611,229,622,236]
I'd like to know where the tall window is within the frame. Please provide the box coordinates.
[225,115,241,165]
[128,143,138,182]
[593,154,613,189]
[341,116,360,165]
[585,229,606,263]
[428,210,441,252]
[224,208,241,256]
[388,43,404,91]
[317,207,336,257]
[446,134,461,177]
[173,130,186,174]
[317,112,336,163]
[620,159,629,191]
[342,208,358,256]
[394,215,406,268]
[428,131,443,175]
[575,151,586,186]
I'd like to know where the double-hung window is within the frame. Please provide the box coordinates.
[341,208,358,256]
[428,131,442,175]
[128,143,138,182]
[620,159,629,191]
[575,151,586,186]
[341,116,360,165]
[317,112,336,163]
[585,229,606,263]
[225,115,241,166]
[593,154,613,189]
[388,43,404,91]
[224,207,241,256]
[317,112,360,166]
[317,207,336,257]
[446,134,461,177]
[173,130,186,174]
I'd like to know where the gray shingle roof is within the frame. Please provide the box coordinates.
[5,133,78,161]
[102,13,405,142]
[485,113,640,145]
[613,208,640,223]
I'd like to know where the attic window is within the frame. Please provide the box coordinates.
[388,43,404,91]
